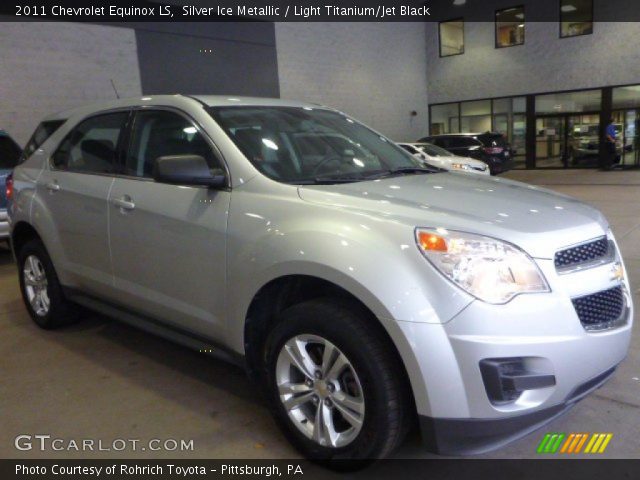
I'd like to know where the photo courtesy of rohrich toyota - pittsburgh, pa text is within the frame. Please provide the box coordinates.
[0,1,639,479]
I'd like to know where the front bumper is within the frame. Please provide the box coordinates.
[396,256,632,455]
[419,365,617,455]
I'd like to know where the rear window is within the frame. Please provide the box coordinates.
[444,137,481,148]
[477,133,507,148]
[22,120,66,162]
[0,134,22,169]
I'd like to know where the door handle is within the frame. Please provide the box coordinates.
[46,182,60,192]
[112,196,135,211]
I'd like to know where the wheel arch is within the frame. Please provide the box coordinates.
[242,273,424,423]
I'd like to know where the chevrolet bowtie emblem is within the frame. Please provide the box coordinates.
[611,262,624,282]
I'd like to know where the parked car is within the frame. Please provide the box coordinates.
[0,130,23,244]
[568,124,623,165]
[398,142,489,175]
[418,132,514,175]
[8,96,632,463]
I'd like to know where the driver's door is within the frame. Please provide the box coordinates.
[107,109,230,340]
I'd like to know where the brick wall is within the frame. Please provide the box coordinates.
[275,22,430,142]
[426,21,640,104]
[0,22,141,145]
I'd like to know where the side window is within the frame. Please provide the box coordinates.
[22,120,66,162]
[125,110,221,178]
[52,113,128,174]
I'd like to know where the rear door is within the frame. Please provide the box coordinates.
[107,108,230,340]
[38,111,130,294]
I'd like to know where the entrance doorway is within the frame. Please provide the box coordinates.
[535,113,600,168]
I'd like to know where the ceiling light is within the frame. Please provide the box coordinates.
[453,0,466,5]
[561,5,577,12]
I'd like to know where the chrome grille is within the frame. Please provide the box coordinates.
[555,237,610,271]
[572,286,626,331]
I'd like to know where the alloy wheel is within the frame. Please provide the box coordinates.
[275,334,365,448]
[23,255,50,317]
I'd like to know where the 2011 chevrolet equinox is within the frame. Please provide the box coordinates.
[7,96,633,462]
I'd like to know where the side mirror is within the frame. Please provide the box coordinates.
[153,155,226,188]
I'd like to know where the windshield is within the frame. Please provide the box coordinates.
[416,143,453,157]
[209,106,426,184]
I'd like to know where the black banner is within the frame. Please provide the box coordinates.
[2,459,640,480]
[2,0,640,22]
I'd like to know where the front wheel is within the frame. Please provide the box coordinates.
[264,299,410,463]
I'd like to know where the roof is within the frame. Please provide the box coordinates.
[42,95,328,122]
[426,132,501,137]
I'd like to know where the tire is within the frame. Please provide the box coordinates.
[17,239,79,329]
[264,298,410,465]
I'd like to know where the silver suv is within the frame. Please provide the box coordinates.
[8,96,633,462]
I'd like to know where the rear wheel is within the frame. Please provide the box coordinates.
[18,239,79,329]
[264,299,410,464]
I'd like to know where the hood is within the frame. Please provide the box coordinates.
[298,173,607,259]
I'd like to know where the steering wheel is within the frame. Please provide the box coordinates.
[312,154,344,176]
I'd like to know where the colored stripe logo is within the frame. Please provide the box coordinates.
[537,433,613,454]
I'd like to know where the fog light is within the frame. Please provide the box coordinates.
[480,358,556,405]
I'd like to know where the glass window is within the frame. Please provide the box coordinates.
[417,143,454,157]
[560,0,593,38]
[0,133,22,169]
[613,85,640,109]
[536,90,601,114]
[209,106,423,184]
[22,120,66,162]
[125,110,220,178]
[496,6,525,48]
[430,103,459,134]
[461,100,491,133]
[52,113,128,173]
[439,19,464,57]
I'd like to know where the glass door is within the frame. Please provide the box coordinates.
[567,114,600,168]
[535,116,566,168]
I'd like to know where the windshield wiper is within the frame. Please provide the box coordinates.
[365,166,440,179]
[292,175,367,185]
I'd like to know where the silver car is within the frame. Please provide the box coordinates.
[8,96,633,462]
[398,142,490,175]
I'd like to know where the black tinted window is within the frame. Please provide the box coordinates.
[447,137,481,148]
[0,134,22,169]
[477,133,507,147]
[125,110,220,178]
[23,120,65,161]
[53,113,128,173]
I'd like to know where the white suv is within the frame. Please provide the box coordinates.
[7,96,632,463]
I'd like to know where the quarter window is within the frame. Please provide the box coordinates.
[23,120,66,162]
[125,110,221,178]
[52,113,128,173]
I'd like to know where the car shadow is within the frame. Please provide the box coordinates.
[4,270,267,432]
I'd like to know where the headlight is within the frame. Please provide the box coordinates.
[415,228,550,304]
[451,163,471,171]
